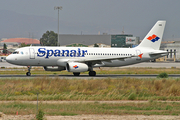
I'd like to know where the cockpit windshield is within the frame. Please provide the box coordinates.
[12,51,19,54]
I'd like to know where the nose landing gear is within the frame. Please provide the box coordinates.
[26,66,31,76]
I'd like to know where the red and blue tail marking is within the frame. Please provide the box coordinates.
[147,34,160,43]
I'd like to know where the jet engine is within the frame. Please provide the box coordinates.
[43,66,65,71]
[66,62,89,72]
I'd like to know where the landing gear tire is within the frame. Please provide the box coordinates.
[26,66,32,76]
[26,72,31,76]
[89,71,96,76]
[73,72,80,76]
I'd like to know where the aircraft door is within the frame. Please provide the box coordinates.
[29,48,35,59]
[136,49,141,60]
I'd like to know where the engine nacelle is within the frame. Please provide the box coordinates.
[66,62,88,72]
[43,66,65,71]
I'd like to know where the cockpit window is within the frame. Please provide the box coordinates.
[13,51,19,54]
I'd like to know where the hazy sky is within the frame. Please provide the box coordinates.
[0,0,180,40]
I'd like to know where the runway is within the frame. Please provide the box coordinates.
[1,61,180,68]
[1,61,180,78]
[1,74,180,79]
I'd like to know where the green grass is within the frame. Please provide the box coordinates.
[0,101,180,116]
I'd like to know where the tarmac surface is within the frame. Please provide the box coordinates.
[0,61,180,78]
[0,74,180,79]
[0,61,180,68]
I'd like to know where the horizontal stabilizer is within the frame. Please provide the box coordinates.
[149,50,168,55]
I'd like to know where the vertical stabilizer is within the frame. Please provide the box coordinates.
[137,21,166,50]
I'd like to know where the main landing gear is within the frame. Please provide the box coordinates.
[26,66,31,76]
[73,71,96,76]
[73,72,80,76]
[88,65,96,76]
[89,71,96,76]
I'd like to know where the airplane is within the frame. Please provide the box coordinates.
[6,20,168,76]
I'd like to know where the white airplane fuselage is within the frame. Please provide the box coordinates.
[6,46,165,67]
[6,20,168,76]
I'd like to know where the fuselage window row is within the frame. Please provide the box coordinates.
[36,52,132,56]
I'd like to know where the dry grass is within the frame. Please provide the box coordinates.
[0,77,180,100]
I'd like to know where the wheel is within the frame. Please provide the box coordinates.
[26,72,31,76]
[89,71,96,76]
[73,72,80,76]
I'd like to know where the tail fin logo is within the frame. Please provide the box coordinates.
[147,34,160,43]
[73,65,78,69]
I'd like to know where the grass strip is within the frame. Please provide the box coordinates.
[0,101,180,116]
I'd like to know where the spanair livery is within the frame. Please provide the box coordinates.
[6,21,168,76]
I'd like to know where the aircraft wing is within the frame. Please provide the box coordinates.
[86,55,135,61]
[68,55,137,64]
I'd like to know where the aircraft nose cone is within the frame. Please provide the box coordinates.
[6,55,14,64]
[6,56,11,63]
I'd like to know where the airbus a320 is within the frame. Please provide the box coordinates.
[6,21,168,76]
